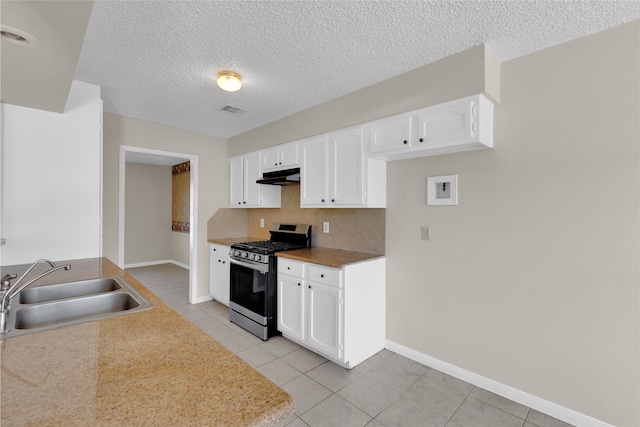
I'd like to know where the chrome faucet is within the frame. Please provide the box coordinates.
[0,259,71,333]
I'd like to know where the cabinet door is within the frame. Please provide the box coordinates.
[307,281,342,359]
[278,274,305,341]
[330,127,365,206]
[261,147,280,172]
[300,135,328,207]
[417,100,474,147]
[243,152,262,206]
[229,156,244,207]
[210,245,230,306]
[367,115,414,153]
[279,142,299,168]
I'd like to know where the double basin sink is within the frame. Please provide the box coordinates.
[1,276,154,339]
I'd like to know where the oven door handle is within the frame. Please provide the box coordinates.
[229,257,269,274]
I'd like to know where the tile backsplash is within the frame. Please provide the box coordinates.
[208,186,385,254]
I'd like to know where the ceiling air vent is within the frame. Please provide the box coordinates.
[220,105,247,115]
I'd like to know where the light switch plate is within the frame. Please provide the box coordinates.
[421,226,430,241]
[260,219,264,228]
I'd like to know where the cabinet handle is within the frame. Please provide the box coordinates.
[297,283,301,286]
[287,267,290,270]
[308,285,311,289]
[419,138,424,143]
[320,274,324,278]
[238,202,241,205]
[274,163,278,166]
[321,199,325,203]
[403,140,408,144]
[243,201,246,204]
[331,199,335,203]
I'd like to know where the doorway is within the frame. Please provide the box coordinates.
[119,145,199,303]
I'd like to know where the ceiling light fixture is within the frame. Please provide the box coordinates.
[217,71,242,92]
[1,25,41,48]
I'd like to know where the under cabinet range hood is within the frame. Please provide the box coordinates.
[256,167,300,186]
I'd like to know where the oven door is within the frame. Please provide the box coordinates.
[229,258,269,320]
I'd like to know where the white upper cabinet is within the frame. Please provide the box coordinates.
[300,134,329,206]
[365,94,494,161]
[261,141,300,172]
[230,152,281,208]
[367,114,415,153]
[329,127,365,206]
[300,126,386,208]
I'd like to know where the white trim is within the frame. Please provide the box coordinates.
[124,259,191,270]
[385,339,614,427]
[192,294,213,304]
[119,145,199,305]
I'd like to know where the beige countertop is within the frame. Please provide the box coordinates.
[0,258,294,427]
[275,247,384,268]
[208,237,264,246]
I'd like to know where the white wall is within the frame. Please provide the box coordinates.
[0,80,102,266]
[124,163,172,265]
[103,114,227,300]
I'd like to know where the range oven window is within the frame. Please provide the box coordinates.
[230,262,268,317]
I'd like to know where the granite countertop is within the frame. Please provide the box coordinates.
[208,237,264,246]
[275,247,384,268]
[1,258,294,427]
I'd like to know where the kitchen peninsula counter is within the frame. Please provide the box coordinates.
[275,247,384,268]
[1,258,294,427]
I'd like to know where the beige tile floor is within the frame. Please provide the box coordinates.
[126,263,573,427]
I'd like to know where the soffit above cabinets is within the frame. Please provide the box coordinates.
[0,0,94,113]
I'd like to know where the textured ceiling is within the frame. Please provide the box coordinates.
[73,1,640,139]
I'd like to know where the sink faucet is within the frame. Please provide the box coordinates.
[0,259,71,333]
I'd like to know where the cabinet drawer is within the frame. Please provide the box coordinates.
[210,244,229,256]
[278,258,304,276]
[308,264,341,286]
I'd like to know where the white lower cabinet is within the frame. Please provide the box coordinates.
[209,243,230,306]
[306,279,342,359]
[277,256,385,369]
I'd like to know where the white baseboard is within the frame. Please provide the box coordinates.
[124,259,190,270]
[192,294,213,304]
[385,340,613,427]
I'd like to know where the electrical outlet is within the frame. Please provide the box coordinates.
[421,226,430,241]
[323,222,330,233]
[260,219,264,228]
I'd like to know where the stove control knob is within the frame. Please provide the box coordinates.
[241,252,248,258]
[254,254,262,261]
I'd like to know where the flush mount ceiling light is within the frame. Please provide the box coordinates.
[1,25,41,48]
[217,71,242,92]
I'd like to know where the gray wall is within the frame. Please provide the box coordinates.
[124,163,172,265]
[227,21,640,427]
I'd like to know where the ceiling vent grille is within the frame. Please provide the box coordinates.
[220,105,247,115]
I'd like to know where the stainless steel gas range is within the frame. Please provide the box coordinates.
[229,223,311,340]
